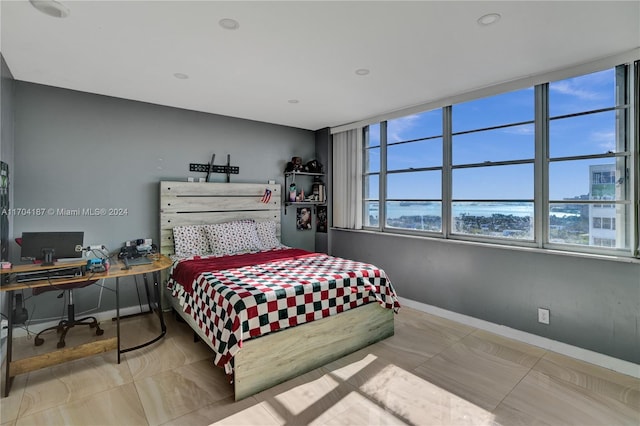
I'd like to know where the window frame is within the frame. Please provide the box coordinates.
[361,61,639,258]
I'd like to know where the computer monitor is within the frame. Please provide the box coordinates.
[20,232,84,266]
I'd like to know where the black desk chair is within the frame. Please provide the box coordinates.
[33,281,104,348]
[14,237,104,348]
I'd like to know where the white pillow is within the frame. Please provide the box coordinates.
[256,221,282,250]
[205,220,263,256]
[172,225,211,257]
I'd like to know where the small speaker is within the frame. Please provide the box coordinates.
[12,293,28,325]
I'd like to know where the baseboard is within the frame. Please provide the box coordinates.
[399,297,640,379]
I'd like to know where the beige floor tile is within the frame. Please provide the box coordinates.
[18,352,132,418]
[346,339,430,371]
[209,402,281,426]
[117,313,165,349]
[413,336,535,411]
[396,307,476,337]
[316,391,408,426]
[135,358,233,426]
[493,370,640,426]
[15,382,147,426]
[253,368,355,425]
[534,351,640,409]
[124,334,213,381]
[324,351,496,425]
[465,330,546,368]
[161,395,263,426]
[0,374,28,424]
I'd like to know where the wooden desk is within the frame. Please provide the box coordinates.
[0,254,173,397]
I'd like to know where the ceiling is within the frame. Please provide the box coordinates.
[2,1,639,131]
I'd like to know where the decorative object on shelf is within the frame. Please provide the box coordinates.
[285,156,305,173]
[306,159,323,174]
[317,206,327,233]
[190,153,239,183]
[289,183,297,202]
[311,176,325,202]
[296,207,312,231]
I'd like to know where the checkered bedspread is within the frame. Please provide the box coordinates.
[168,248,400,369]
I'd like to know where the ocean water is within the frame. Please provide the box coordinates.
[367,203,580,219]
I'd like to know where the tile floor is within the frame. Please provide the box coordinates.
[1,306,638,425]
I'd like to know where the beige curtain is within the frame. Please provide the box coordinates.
[332,129,363,229]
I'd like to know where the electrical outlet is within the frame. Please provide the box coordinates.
[538,308,550,324]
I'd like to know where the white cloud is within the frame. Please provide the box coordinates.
[591,130,616,152]
[550,81,603,101]
[502,124,534,135]
[387,114,421,142]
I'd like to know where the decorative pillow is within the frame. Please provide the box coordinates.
[256,220,282,250]
[172,225,211,257]
[205,220,263,256]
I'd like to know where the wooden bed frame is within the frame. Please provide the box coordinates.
[159,181,394,400]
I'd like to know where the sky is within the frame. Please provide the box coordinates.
[366,67,623,202]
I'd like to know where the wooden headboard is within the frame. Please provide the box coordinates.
[159,181,281,256]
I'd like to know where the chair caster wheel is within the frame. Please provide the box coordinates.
[96,328,104,336]
[34,337,44,346]
[57,341,66,349]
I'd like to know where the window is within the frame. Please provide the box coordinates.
[548,66,631,250]
[361,61,638,257]
[451,89,535,240]
[386,110,442,232]
[363,124,380,227]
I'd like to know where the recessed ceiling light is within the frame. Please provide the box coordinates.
[477,13,501,26]
[355,69,370,76]
[173,73,189,80]
[219,18,240,30]
[29,0,69,18]
[288,99,300,104]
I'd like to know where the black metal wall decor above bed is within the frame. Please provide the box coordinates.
[189,153,239,183]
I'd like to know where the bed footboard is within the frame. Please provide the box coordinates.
[234,303,394,400]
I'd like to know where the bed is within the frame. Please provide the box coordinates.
[159,181,399,400]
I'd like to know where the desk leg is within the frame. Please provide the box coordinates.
[110,274,153,321]
[3,290,14,397]
[151,271,167,336]
[119,272,166,354]
[116,277,121,364]
[143,274,153,313]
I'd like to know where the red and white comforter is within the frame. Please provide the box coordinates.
[167,248,400,369]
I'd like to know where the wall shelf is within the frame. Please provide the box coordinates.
[284,171,326,214]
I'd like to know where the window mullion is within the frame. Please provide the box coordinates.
[442,106,452,238]
[380,121,387,232]
[631,61,639,256]
[536,83,548,249]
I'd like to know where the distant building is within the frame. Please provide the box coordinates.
[588,164,618,247]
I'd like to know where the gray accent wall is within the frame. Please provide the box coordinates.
[1,55,15,335]
[1,55,14,252]
[330,229,640,364]
[11,82,315,321]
